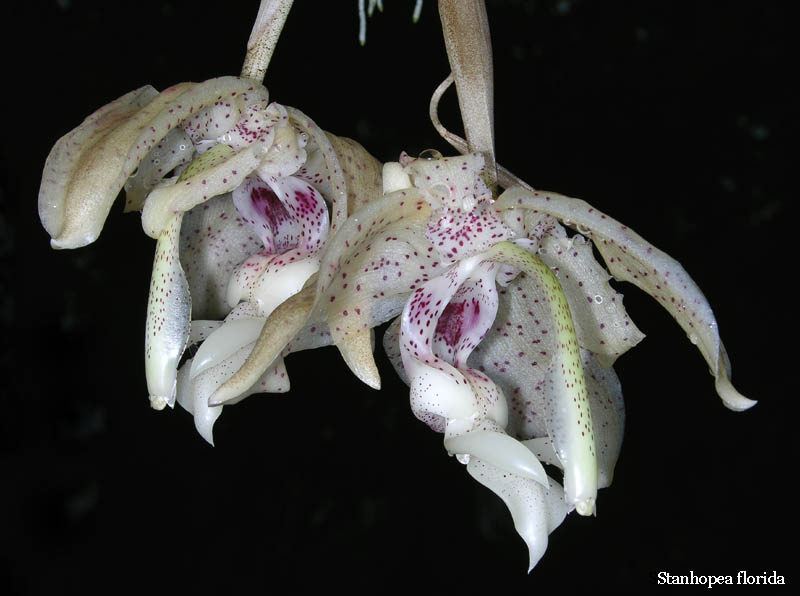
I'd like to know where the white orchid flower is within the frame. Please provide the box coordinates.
[34,0,757,575]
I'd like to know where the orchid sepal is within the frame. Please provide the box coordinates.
[38,77,269,249]
[495,188,755,412]
[144,210,191,410]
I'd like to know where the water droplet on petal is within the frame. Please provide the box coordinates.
[594,295,603,304]
[419,149,443,160]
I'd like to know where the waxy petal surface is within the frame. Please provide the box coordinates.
[316,190,434,387]
[145,211,191,410]
[124,127,194,212]
[496,188,754,411]
[538,233,644,366]
[179,193,263,320]
[40,77,268,249]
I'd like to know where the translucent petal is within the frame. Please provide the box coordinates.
[179,193,263,320]
[124,127,194,212]
[40,77,267,249]
[496,188,755,411]
[316,189,434,387]
[483,242,597,515]
[466,459,567,573]
[539,233,645,366]
[145,212,191,410]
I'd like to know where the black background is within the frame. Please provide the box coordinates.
[0,0,793,592]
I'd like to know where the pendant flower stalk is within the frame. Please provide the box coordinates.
[36,0,754,572]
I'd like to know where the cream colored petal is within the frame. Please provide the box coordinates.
[145,211,191,410]
[41,77,268,249]
[496,188,755,411]
[209,279,316,406]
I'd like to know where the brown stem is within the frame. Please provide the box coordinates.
[241,0,294,83]
[438,0,496,182]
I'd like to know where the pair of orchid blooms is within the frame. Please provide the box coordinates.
[37,0,753,572]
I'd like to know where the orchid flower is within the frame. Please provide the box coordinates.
[35,0,755,575]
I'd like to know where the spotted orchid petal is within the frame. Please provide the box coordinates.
[144,211,191,410]
[316,189,434,388]
[399,254,539,479]
[227,174,328,316]
[141,141,270,239]
[401,240,598,515]
[38,77,269,249]
[39,84,160,247]
[179,193,263,320]
[485,242,597,514]
[145,144,243,410]
[467,461,567,573]
[517,351,624,490]
[286,107,349,231]
[201,127,385,402]
[401,152,513,262]
[581,349,625,488]
[537,233,645,366]
[396,237,595,569]
[495,188,755,411]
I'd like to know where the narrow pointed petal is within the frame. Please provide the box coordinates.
[336,327,381,389]
[496,188,755,410]
[145,212,191,410]
[317,190,433,386]
[485,241,597,515]
[466,459,566,572]
[210,280,316,405]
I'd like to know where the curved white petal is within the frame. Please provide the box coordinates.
[466,459,567,573]
[189,317,265,379]
[145,211,191,410]
[495,188,755,411]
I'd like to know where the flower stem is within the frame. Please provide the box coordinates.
[438,0,496,183]
[241,0,294,83]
